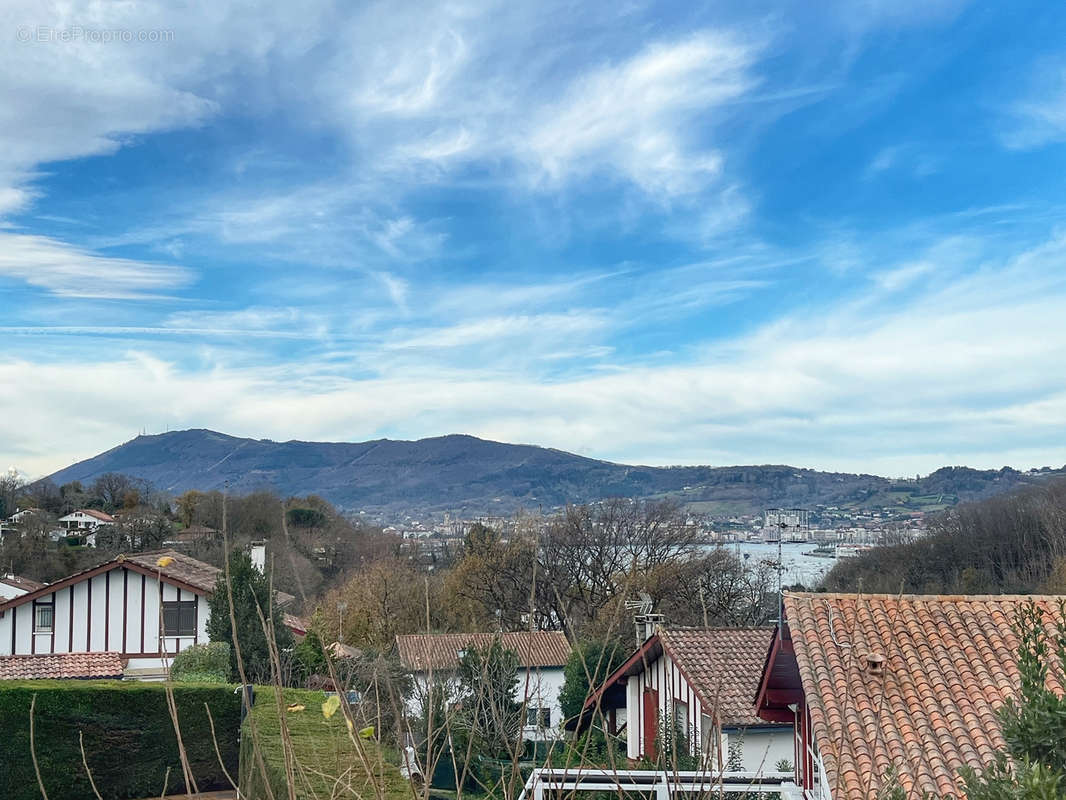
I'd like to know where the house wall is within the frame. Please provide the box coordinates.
[0,566,209,671]
[58,511,106,530]
[722,726,795,773]
[407,665,567,742]
[622,649,791,774]
[624,650,716,763]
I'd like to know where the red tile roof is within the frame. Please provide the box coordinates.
[582,627,782,729]
[783,592,1066,800]
[0,652,125,680]
[396,631,572,671]
[659,627,778,728]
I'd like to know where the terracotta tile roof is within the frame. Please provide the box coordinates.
[124,550,221,593]
[396,631,572,671]
[0,550,296,614]
[0,574,46,593]
[659,627,778,728]
[125,550,296,607]
[0,652,125,680]
[785,592,1066,800]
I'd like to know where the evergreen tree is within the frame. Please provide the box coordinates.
[558,638,628,726]
[958,600,1066,799]
[206,550,292,682]
[455,639,522,760]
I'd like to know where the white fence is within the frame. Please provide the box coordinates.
[519,768,804,800]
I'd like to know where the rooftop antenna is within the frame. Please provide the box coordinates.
[624,591,661,644]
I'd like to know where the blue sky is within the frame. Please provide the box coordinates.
[3,0,1066,478]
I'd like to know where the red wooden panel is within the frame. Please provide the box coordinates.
[643,687,659,759]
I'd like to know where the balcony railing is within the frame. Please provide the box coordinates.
[519,767,804,800]
[802,750,831,800]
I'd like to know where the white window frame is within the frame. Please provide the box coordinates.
[33,598,54,633]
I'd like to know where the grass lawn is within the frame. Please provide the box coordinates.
[241,687,410,800]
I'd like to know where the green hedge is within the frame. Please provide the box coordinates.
[0,680,241,800]
[239,687,408,800]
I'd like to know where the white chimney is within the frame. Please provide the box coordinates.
[641,613,664,641]
[249,540,266,574]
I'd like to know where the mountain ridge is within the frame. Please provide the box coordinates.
[42,428,1065,518]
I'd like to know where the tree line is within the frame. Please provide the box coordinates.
[824,476,1066,594]
[0,473,396,607]
[312,497,781,653]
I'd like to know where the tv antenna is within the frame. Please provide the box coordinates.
[624,591,661,644]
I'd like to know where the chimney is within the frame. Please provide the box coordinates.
[639,613,664,642]
[864,652,886,676]
[249,540,266,574]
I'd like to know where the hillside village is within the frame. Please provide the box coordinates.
[6,0,1066,797]
[2,470,1066,798]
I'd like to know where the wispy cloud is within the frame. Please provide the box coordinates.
[7,228,1066,478]
[0,233,194,299]
[1003,62,1066,149]
[523,31,760,197]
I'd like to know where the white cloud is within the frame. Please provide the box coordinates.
[867,146,899,174]
[873,261,931,291]
[523,32,759,197]
[0,233,194,298]
[6,230,1066,479]
[1003,63,1066,149]
[386,312,606,351]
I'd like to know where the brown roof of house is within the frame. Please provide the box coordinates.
[0,549,294,612]
[0,574,46,593]
[783,592,1066,800]
[170,525,218,541]
[124,550,296,607]
[285,613,309,636]
[124,550,221,593]
[581,627,781,729]
[658,627,777,728]
[0,652,125,680]
[396,631,572,671]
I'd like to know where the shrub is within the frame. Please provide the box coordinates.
[171,641,231,683]
[0,680,241,800]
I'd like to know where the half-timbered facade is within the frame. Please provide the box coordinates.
[0,550,218,677]
[580,627,792,773]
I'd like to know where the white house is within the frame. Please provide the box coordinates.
[0,547,296,680]
[1,508,41,541]
[396,631,572,742]
[56,509,116,547]
[6,508,41,524]
[0,573,47,600]
[580,627,793,773]
[58,508,116,531]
